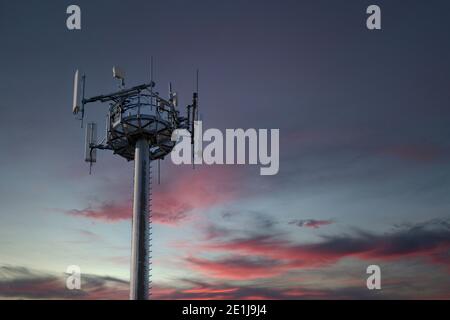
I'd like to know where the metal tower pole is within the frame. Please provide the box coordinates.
[130,138,150,300]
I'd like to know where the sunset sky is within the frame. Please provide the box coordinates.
[1,0,450,299]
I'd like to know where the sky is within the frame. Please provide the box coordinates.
[0,0,450,299]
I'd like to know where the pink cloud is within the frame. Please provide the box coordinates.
[66,166,240,225]
[198,220,450,277]
[186,256,287,280]
[66,202,131,222]
[182,287,238,294]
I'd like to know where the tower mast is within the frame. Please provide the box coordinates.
[130,138,150,300]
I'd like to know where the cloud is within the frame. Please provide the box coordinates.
[2,264,449,300]
[152,210,189,225]
[151,279,398,300]
[204,225,231,240]
[182,287,238,294]
[197,219,450,278]
[186,256,287,280]
[77,229,102,240]
[154,281,286,300]
[0,265,128,299]
[65,166,240,225]
[0,265,288,300]
[66,201,189,225]
[151,166,239,224]
[289,219,334,229]
[66,202,130,222]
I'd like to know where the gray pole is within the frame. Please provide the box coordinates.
[130,138,150,300]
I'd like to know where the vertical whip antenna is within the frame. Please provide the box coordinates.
[191,69,199,169]
[72,70,86,128]
[150,56,154,83]
[81,74,86,128]
[196,69,199,98]
[150,56,162,185]
[150,57,154,99]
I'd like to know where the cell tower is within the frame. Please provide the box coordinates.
[71,64,199,300]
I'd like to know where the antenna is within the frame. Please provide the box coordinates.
[73,70,86,127]
[72,70,80,115]
[168,82,179,107]
[191,69,199,168]
[113,66,125,88]
[150,57,154,83]
[84,122,97,174]
[81,74,86,128]
[150,57,154,111]
[196,68,199,96]
[72,62,201,300]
